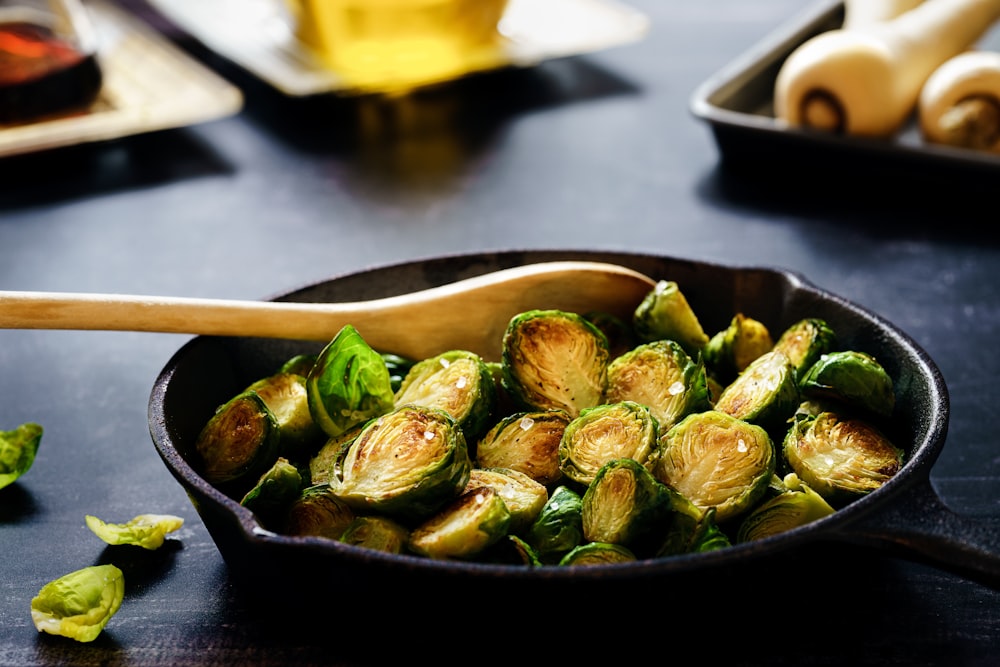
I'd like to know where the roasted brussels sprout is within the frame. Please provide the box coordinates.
[501,309,609,418]
[306,324,395,439]
[558,401,659,487]
[771,318,837,381]
[308,425,362,486]
[524,485,584,562]
[0,421,42,490]
[655,504,731,557]
[279,353,317,377]
[559,542,636,566]
[394,349,497,441]
[799,350,896,419]
[475,410,570,486]
[465,467,548,534]
[713,350,800,434]
[240,457,304,526]
[652,410,775,522]
[329,405,471,522]
[603,339,712,433]
[581,458,673,555]
[339,515,410,554]
[632,280,710,355]
[736,473,835,542]
[31,564,124,643]
[703,313,774,384]
[408,486,512,559]
[283,484,356,539]
[85,513,184,550]
[503,535,544,566]
[783,410,904,503]
[194,390,280,488]
[245,372,324,456]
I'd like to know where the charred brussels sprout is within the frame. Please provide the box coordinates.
[604,339,712,434]
[736,473,835,542]
[240,457,304,526]
[85,514,184,550]
[339,516,409,554]
[771,318,837,381]
[306,325,395,439]
[245,372,324,457]
[0,422,42,490]
[713,350,800,434]
[408,486,512,559]
[558,401,659,487]
[632,280,710,356]
[394,349,496,441]
[329,405,471,522]
[653,410,775,522]
[703,313,774,384]
[525,485,584,562]
[30,564,124,643]
[475,410,570,486]
[581,458,673,555]
[559,542,636,566]
[799,350,896,419]
[783,410,904,503]
[466,467,548,534]
[194,390,280,488]
[501,309,609,418]
[283,484,356,539]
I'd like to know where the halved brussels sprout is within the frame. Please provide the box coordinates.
[339,515,410,554]
[465,467,548,534]
[652,410,775,522]
[655,504,731,557]
[240,457,304,526]
[408,486,512,560]
[85,513,184,550]
[632,280,710,355]
[194,390,280,488]
[581,458,673,554]
[0,422,42,490]
[394,349,497,441]
[329,405,471,522]
[713,350,800,434]
[558,542,636,566]
[736,473,835,542]
[30,564,124,643]
[799,350,896,419]
[604,339,712,433]
[558,401,658,487]
[524,485,584,562]
[308,425,362,486]
[283,484,356,539]
[504,534,543,566]
[703,313,774,384]
[771,318,837,381]
[783,410,904,503]
[245,372,324,457]
[501,309,609,418]
[475,410,570,486]
[306,325,395,439]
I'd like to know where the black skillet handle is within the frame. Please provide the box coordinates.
[836,477,1000,590]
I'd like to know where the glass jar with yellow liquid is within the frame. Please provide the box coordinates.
[287,0,510,94]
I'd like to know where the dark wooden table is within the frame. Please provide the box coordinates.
[2,1,999,665]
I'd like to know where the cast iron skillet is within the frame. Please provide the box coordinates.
[147,249,1000,603]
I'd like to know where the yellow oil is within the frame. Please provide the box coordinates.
[291,0,510,94]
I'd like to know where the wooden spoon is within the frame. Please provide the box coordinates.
[0,261,657,361]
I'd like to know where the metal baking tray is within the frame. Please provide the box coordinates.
[690,0,1000,176]
[0,0,243,158]
[142,0,651,97]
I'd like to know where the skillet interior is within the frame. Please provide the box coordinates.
[148,249,947,603]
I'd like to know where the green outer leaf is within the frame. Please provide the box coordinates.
[307,325,395,438]
[85,514,185,550]
[30,564,124,642]
[0,422,42,490]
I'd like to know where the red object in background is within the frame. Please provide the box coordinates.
[0,20,102,123]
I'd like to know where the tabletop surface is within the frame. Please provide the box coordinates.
[2,1,999,665]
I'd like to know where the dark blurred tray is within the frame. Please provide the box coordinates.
[689,0,1000,179]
